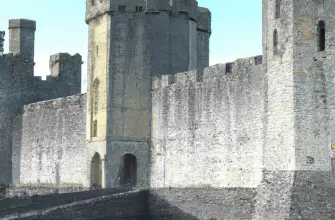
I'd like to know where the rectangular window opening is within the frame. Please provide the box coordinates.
[136,6,143,12]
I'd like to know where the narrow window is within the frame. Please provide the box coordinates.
[93,120,98,137]
[273,29,278,54]
[118,5,126,12]
[91,0,96,6]
[275,0,281,19]
[136,6,143,12]
[93,78,99,115]
[96,45,99,56]
[317,20,326,51]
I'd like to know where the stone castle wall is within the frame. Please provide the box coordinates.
[0,52,82,184]
[11,94,92,187]
[150,56,264,188]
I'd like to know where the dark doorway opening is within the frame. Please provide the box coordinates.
[90,152,102,188]
[120,154,137,187]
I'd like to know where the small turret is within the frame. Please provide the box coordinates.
[8,19,36,61]
[49,53,82,95]
[196,7,211,69]
[197,7,211,34]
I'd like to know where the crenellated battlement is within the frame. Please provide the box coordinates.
[49,53,82,77]
[0,23,82,120]
[152,55,263,90]
[85,0,210,27]
[0,18,82,94]
[0,52,81,83]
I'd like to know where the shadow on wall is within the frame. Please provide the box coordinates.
[148,188,257,220]
[148,195,202,220]
[11,113,22,187]
[288,171,335,220]
[257,170,335,220]
[0,190,204,219]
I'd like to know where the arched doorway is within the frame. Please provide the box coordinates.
[120,154,137,187]
[90,152,102,188]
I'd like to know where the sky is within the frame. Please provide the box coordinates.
[0,0,262,92]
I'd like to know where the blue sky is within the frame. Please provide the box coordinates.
[0,0,262,91]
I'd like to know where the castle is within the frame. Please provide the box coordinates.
[0,0,334,219]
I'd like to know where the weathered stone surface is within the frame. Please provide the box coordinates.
[12,94,91,187]
[149,188,257,219]
[0,52,82,185]
[151,57,264,188]
[0,0,334,219]
[0,17,82,185]
[85,0,212,190]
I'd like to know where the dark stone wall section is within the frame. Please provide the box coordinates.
[1,184,334,219]
[0,188,257,220]
[255,170,335,220]
[149,188,257,220]
[0,188,133,219]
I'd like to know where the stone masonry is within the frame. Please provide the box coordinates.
[0,0,334,219]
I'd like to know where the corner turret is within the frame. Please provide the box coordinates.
[196,7,211,69]
[85,0,204,23]
[197,7,211,34]
[48,53,82,95]
[8,19,36,61]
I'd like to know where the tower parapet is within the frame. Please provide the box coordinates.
[196,7,211,69]
[197,7,211,34]
[85,0,207,23]
[146,0,170,12]
[169,0,198,20]
[46,53,82,97]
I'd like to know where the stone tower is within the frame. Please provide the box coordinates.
[257,0,335,219]
[85,0,211,188]
[8,19,36,62]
